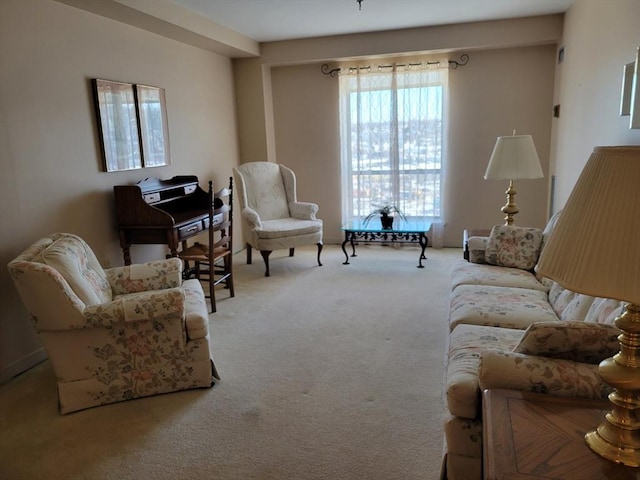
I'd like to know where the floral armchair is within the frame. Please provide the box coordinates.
[7,233,219,414]
[233,162,323,276]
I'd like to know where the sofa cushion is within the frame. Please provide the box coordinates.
[512,321,621,363]
[446,324,523,419]
[451,260,548,292]
[546,282,596,322]
[257,218,323,239]
[449,284,559,331]
[485,225,543,270]
[584,298,625,324]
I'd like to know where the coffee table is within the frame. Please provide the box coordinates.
[341,219,431,268]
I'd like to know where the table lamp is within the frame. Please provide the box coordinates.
[484,133,543,225]
[536,145,640,467]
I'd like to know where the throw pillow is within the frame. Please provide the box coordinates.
[484,225,543,270]
[513,321,621,364]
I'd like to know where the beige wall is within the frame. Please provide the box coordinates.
[271,46,556,245]
[0,0,240,380]
[551,0,640,208]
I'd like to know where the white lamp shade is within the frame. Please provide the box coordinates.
[536,146,640,304]
[484,134,543,180]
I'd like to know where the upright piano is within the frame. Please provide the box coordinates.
[114,176,209,265]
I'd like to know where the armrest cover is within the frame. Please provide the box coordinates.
[289,201,319,220]
[106,258,182,295]
[467,236,489,264]
[479,350,611,400]
[241,206,262,229]
[513,321,621,364]
[84,288,185,327]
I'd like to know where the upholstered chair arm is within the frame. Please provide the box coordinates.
[467,236,489,264]
[83,288,185,328]
[479,349,612,401]
[289,201,319,220]
[241,206,263,229]
[106,258,183,295]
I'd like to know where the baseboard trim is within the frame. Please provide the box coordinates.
[0,348,48,385]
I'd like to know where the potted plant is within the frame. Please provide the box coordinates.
[362,203,407,229]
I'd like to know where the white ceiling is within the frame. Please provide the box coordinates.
[169,0,575,42]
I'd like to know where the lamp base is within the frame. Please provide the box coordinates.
[584,303,640,467]
[585,425,639,466]
[500,180,519,226]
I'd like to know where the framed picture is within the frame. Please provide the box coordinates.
[620,62,634,116]
[135,84,171,168]
[93,79,142,172]
[631,46,640,129]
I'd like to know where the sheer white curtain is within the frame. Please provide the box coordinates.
[339,65,448,247]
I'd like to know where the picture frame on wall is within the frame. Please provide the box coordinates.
[631,46,640,129]
[621,46,640,129]
[135,84,171,168]
[93,79,142,172]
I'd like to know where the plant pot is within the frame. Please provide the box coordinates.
[380,214,394,230]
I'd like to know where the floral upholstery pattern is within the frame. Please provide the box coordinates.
[234,162,291,220]
[546,282,596,321]
[467,236,488,264]
[513,321,621,363]
[34,234,112,305]
[450,259,548,292]
[444,415,483,479]
[584,297,625,324]
[479,350,611,400]
[449,284,559,331]
[484,225,544,270]
[446,324,523,419]
[106,259,182,295]
[444,210,626,480]
[7,233,218,414]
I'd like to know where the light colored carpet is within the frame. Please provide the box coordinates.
[0,244,460,480]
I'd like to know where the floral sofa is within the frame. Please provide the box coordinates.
[8,233,220,414]
[442,216,624,480]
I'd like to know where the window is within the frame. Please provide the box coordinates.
[339,66,447,223]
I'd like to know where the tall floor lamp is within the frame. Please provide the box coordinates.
[484,133,543,225]
[536,146,640,466]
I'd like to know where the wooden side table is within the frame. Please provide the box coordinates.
[482,389,638,480]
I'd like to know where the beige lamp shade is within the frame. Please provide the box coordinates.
[536,146,640,304]
[484,134,543,180]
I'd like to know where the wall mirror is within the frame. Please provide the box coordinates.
[93,79,171,172]
[620,46,640,129]
[136,84,171,168]
[94,79,142,172]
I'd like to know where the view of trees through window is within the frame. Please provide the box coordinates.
[341,71,445,222]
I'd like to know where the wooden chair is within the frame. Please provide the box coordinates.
[179,177,234,313]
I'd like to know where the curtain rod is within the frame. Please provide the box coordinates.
[321,53,469,77]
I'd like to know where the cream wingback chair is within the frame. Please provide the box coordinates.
[7,233,219,414]
[233,162,323,276]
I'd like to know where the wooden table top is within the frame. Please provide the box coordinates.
[482,389,638,480]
